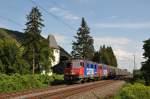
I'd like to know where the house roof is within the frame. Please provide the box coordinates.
[48,34,71,59]
[47,35,59,49]
[59,46,71,58]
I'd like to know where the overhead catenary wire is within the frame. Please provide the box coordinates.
[29,0,76,31]
[0,0,76,58]
[51,0,65,10]
[0,15,23,27]
[0,15,27,57]
[0,15,26,45]
[0,16,37,59]
[0,21,40,61]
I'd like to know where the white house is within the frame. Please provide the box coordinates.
[48,35,60,67]
[42,35,60,76]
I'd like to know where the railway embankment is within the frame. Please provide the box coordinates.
[0,80,125,99]
[66,80,125,99]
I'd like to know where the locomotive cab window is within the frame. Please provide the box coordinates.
[95,65,97,69]
[87,64,89,68]
[80,62,84,67]
[91,64,93,68]
[80,62,82,66]
[72,62,77,67]
[73,61,80,67]
[78,62,80,67]
[66,62,72,68]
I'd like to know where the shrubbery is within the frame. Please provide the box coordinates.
[0,39,30,74]
[0,73,64,93]
[115,83,150,99]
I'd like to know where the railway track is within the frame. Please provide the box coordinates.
[1,80,118,99]
[0,85,67,99]
[40,80,115,99]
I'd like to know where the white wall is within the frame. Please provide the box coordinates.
[51,49,60,67]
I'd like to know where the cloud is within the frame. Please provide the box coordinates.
[94,22,150,29]
[94,37,131,46]
[54,34,67,42]
[49,7,80,20]
[114,48,144,72]
[93,36,143,71]
[0,24,6,28]
[114,48,133,61]
[108,16,119,19]
[64,13,80,20]
[41,33,72,53]
[53,34,73,53]
[41,33,68,43]
[110,16,118,18]
[74,0,90,3]
[49,7,60,12]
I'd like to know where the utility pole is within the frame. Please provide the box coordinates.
[133,54,136,70]
[133,54,136,81]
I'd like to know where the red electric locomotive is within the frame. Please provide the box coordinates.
[64,60,84,82]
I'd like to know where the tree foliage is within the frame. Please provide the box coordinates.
[0,73,64,92]
[93,45,117,67]
[71,17,94,60]
[92,51,101,63]
[38,40,54,73]
[24,7,54,74]
[0,7,54,75]
[0,39,30,74]
[115,83,150,99]
[141,38,150,85]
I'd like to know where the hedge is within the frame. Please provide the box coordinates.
[0,73,64,93]
[115,83,150,99]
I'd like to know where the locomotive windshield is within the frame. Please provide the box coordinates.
[72,62,79,67]
[66,62,72,68]
[72,61,82,67]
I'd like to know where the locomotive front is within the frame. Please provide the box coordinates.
[64,60,84,82]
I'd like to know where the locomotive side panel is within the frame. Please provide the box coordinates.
[102,64,108,79]
[97,64,103,79]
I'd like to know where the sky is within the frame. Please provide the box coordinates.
[0,0,150,72]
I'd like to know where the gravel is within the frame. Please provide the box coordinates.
[65,80,125,99]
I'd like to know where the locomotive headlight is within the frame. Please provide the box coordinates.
[71,72,75,75]
[71,70,75,75]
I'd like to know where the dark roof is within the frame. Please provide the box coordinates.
[59,46,71,58]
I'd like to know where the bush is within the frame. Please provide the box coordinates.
[115,83,150,99]
[0,73,63,93]
[0,39,30,74]
[51,73,64,85]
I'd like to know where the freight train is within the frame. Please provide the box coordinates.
[64,59,131,83]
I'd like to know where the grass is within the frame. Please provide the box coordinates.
[0,73,64,93]
[114,83,150,99]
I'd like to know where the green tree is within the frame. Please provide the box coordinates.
[72,17,94,60]
[0,39,30,74]
[141,38,150,85]
[96,45,117,67]
[106,46,117,66]
[38,39,54,73]
[24,7,54,74]
[92,51,101,63]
